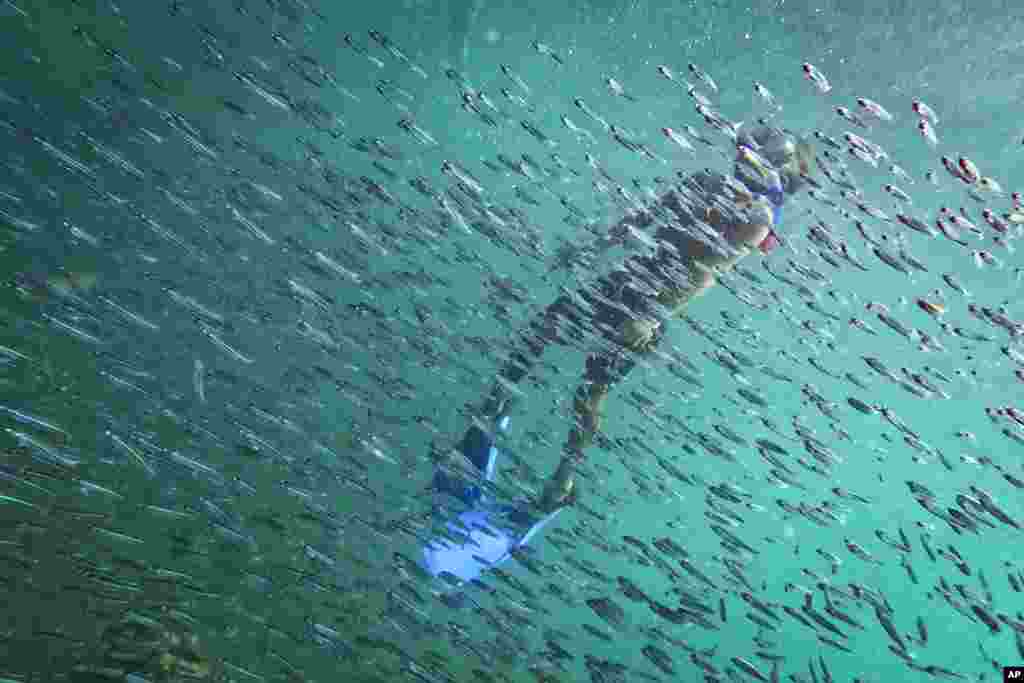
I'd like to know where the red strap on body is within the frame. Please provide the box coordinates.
[758,229,780,254]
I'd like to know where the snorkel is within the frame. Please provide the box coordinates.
[733,125,815,253]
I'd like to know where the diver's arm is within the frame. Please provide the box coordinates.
[592,171,732,256]
[592,177,721,255]
[591,207,655,254]
[655,196,773,319]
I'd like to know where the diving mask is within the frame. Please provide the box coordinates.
[735,125,814,198]
[734,144,784,206]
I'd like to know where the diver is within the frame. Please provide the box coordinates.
[422,125,816,587]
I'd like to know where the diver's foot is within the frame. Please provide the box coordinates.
[480,382,518,433]
[539,481,577,513]
[538,456,579,512]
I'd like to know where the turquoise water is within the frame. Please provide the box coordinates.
[1,1,1023,682]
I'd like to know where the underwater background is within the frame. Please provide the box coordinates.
[2,0,1024,681]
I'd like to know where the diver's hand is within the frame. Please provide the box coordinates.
[621,318,661,352]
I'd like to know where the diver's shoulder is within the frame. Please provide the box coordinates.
[680,168,732,196]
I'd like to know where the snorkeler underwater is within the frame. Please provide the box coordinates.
[1,0,1023,682]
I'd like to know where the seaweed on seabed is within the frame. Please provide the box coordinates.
[68,611,213,683]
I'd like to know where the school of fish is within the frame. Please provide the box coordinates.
[0,1,1023,683]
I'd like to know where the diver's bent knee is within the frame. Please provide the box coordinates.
[690,267,715,297]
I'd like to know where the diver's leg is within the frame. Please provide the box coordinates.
[535,255,737,511]
[480,294,585,421]
[559,263,717,446]
[566,353,623,454]
[450,294,588,505]
[538,337,649,512]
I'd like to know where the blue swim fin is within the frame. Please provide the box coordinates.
[517,507,564,547]
[432,425,500,505]
[459,425,499,482]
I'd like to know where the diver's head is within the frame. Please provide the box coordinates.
[736,125,816,197]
